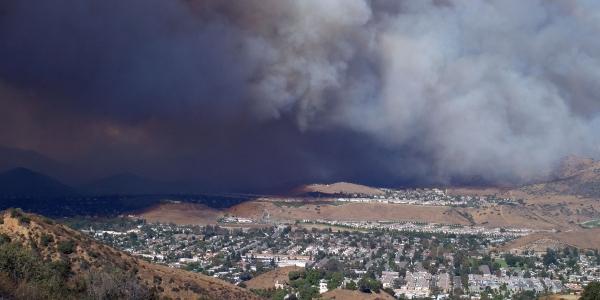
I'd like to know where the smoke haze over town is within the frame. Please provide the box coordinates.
[1,0,600,191]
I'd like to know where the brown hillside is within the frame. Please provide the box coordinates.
[522,157,600,198]
[0,209,260,300]
[138,202,222,225]
[501,228,600,252]
[297,182,384,196]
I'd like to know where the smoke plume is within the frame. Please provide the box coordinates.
[0,0,599,190]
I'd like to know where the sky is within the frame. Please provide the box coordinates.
[1,0,600,191]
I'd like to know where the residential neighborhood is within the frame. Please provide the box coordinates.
[71,217,600,300]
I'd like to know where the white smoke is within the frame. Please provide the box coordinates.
[230,0,600,183]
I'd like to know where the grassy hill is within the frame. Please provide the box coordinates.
[0,209,260,300]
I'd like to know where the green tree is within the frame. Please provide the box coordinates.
[345,280,357,290]
[327,272,343,290]
[581,282,600,300]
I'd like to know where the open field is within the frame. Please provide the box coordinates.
[321,289,395,300]
[538,294,579,300]
[294,223,367,233]
[229,200,472,225]
[245,266,302,290]
[137,202,222,225]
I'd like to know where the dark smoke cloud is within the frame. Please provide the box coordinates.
[0,0,599,191]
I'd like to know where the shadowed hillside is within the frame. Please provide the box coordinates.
[0,168,75,197]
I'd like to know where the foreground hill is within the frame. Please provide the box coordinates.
[0,209,260,300]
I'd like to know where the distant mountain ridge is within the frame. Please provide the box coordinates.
[0,167,75,197]
[82,172,182,195]
[0,145,76,183]
[0,168,188,197]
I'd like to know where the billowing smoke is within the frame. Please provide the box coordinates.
[0,0,599,190]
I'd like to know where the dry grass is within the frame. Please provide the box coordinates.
[245,266,302,289]
[538,294,579,300]
[229,200,471,225]
[321,289,395,300]
[502,228,600,251]
[137,202,223,225]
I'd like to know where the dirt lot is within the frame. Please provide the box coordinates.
[137,202,222,225]
[245,266,302,290]
[321,289,395,300]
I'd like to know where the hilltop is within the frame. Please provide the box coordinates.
[0,209,260,300]
[296,182,384,197]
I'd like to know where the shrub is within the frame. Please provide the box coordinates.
[58,240,75,255]
[40,234,54,247]
[0,234,11,245]
[18,215,31,225]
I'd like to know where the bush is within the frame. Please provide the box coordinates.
[0,234,11,245]
[58,240,75,254]
[40,234,54,247]
[358,277,382,293]
[18,215,31,225]
[581,282,600,300]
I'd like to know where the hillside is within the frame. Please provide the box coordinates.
[296,182,384,197]
[522,156,600,198]
[137,202,222,225]
[0,167,75,197]
[501,228,600,252]
[0,209,260,300]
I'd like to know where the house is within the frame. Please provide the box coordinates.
[319,279,328,294]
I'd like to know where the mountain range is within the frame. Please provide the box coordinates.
[0,167,185,197]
